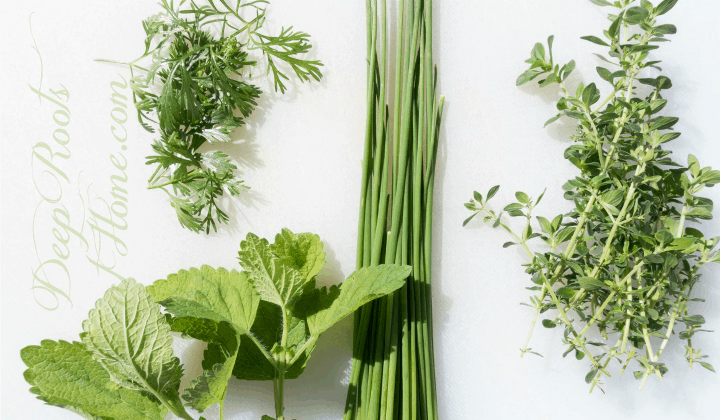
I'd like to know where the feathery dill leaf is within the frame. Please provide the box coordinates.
[116,0,322,233]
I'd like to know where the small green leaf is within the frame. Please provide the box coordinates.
[699,362,715,373]
[655,0,679,16]
[647,308,659,320]
[561,60,576,80]
[680,330,695,340]
[473,191,483,203]
[542,319,557,328]
[516,191,530,204]
[536,189,546,206]
[544,114,562,127]
[463,212,479,227]
[665,236,697,252]
[651,116,680,131]
[654,24,677,35]
[537,216,553,234]
[609,15,623,37]
[557,287,578,299]
[578,277,607,290]
[596,66,612,81]
[531,42,546,62]
[601,189,625,207]
[582,83,600,106]
[585,368,599,384]
[681,315,706,326]
[657,76,673,90]
[517,68,546,86]
[700,170,720,187]
[625,6,650,24]
[654,230,674,245]
[589,0,613,6]
[688,207,713,220]
[581,35,609,47]
[487,185,500,201]
[644,253,665,264]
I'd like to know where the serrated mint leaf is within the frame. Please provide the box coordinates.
[81,278,185,413]
[238,232,309,306]
[232,301,315,381]
[295,265,411,336]
[273,228,326,281]
[21,340,167,420]
[148,265,260,333]
[168,317,245,411]
[182,328,240,412]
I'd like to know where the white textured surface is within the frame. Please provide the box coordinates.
[1,1,719,419]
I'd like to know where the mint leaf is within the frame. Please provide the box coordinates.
[295,265,411,336]
[168,317,243,411]
[182,327,241,412]
[232,301,315,381]
[21,340,167,420]
[238,232,314,306]
[148,265,260,333]
[148,266,261,411]
[273,228,326,281]
[81,278,185,412]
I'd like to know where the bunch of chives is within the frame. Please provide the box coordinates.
[345,0,444,418]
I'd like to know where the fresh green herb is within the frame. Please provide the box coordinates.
[345,0,444,418]
[22,229,410,420]
[22,339,169,420]
[99,0,322,233]
[466,0,717,392]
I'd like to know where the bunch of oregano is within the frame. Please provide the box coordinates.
[21,229,410,420]
[465,0,718,392]
[100,0,322,234]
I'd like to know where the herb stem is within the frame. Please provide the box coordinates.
[521,305,541,357]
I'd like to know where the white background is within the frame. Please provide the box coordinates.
[2,1,719,419]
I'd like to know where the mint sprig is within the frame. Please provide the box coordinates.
[22,229,409,420]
